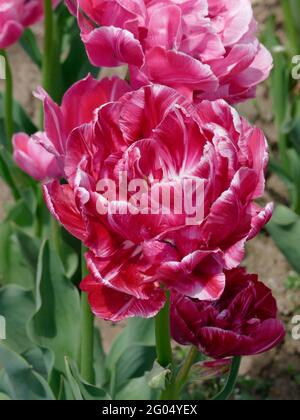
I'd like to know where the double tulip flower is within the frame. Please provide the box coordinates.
[12,0,285,359]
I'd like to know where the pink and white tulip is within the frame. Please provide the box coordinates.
[66,0,272,104]
[38,83,272,321]
[13,133,61,181]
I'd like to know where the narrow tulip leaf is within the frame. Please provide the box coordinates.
[113,345,157,396]
[0,346,55,400]
[267,205,300,274]
[212,356,241,401]
[106,320,156,397]
[0,285,35,353]
[106,318,155,371]
[28,240,81,372]
[286,149,300,214]
[116,376,155,400]
[64,358,83,401]
[19,29,42,68]
[64,358,110,401]
[93,328,107,389]
[61,20,99,91]
[21,347,55,381]
[290,0,300,27]
[0,93,37,136]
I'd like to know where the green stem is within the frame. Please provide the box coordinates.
[51,217,62,257]
[212,356,241,401]
[80,245,95,384]
[42,0,54,94]
[0,50,13,150]
[174,346,199,397]
[155,292,173,369]
[40,0,54,127]
[281,0,300,55]
[155,292,176,399]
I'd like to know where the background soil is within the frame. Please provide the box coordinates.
[0,0,299,400]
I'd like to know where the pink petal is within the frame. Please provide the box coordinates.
[81,275,166,322]
[43,180,86,241]
[145,4,182,50]
[145,47,218,94]
[0,21,23,49]
[13,133,61,181]
[61,75,130,134]
[81,26,144,67]
[159,250,226,300]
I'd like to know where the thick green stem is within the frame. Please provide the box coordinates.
[155,292,176,399]
[212,356,241,400]
[80,245,95,384]
[174,346,199,397]
[0,50,13,150]
[42,0,54,95]
[155,292,173,368]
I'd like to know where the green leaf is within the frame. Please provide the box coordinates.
[0,146,37,215]
[0,93,37,137]
[19,29,42,68]
[145,361,171,391]
[61,20,99,90]
[107,318,155,370]
[116,376,155,400]
[60,239,79,279]
[0,392,11,400]
[4,201,35,231]
[28,240,81,372]
[113,345,157,396]
[14,225,40,272]
[267,205,300,274]
[286,149,300,214]
[21,347,55,381]
[64,358,110,401]
[93,328,107,388]
[0,223,35,288]
[0,346,55,400]
[0,285,35,352]
[64,358,83,401]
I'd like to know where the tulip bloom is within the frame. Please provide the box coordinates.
[13,75,130,179]
[66,0,272,103]
[170,268,285,358]
[38,82,272,321]
[0,0,59,49]
[13,133,61,181]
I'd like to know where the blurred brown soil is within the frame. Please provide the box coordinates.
[0,1,299,400]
